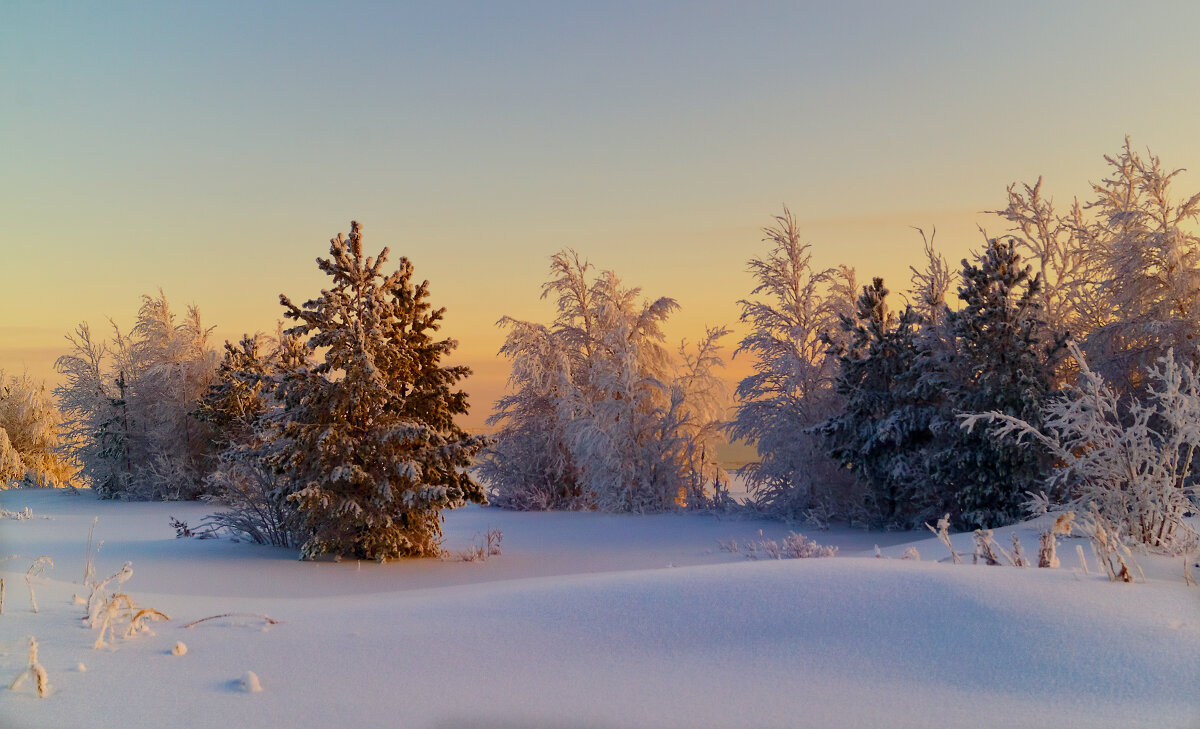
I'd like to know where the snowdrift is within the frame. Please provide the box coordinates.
[1,489,1196,729]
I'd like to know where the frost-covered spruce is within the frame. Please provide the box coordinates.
[815,278,927,527]
[927,238,1063,529]
[197,331,309,548]
[268,221,488,560]
[727,209,857,518]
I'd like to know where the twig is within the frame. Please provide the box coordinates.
[182,613,279,629]
[25,556,53,613]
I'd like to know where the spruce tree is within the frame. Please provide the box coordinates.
[268,222,488,560]
[815,278,931,527]
[932,238,1063,528]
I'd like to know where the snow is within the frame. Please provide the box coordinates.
[2,487,1197,729]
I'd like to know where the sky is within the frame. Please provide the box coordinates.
[3,1,1199,430]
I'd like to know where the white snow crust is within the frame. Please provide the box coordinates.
[1,487,1196,728]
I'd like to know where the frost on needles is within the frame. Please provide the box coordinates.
[256,221,488,560]
[274,220,489,558]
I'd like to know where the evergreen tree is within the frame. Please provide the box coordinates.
[931,238,1064,528]
[815,278,930,527]
[198,331,308,548]
[196,334,274,449]
[267,221,488,560]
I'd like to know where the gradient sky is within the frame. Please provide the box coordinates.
[3,1,1199,429]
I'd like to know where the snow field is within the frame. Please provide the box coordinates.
[1,488,1197,729]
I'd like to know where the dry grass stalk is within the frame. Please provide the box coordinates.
[1083,507,1143,583]
[925,514,962,564]
[1184,558,1197,587]
[459,527,504,562]
[1076,544,1090,575]
[25,556,53,613]
[1011,534,1028,567]
[92,592,170,649]
[972,529,1012,566]
[82,517,98,586]
[1038,512,1075,568]
[1,577,5,615]
[86,562,132,627]
[902,547,920,561]
[182,612,279,629]
[9,637,49,698]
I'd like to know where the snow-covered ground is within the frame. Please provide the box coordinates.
[1,487,1197,729]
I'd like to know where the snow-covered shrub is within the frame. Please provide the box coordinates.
[729,209,858,518]
[962,343,1200,553]
[196,332,306,548]
[726,532,837,560]
[199,461,303,548]
[477,318,581,510]
[0,371,74,488]
[54,293,219,499]
[483,249,729,513]
[1076,139,1200,392]
[988,176,1089,348]
[266,221,489,560]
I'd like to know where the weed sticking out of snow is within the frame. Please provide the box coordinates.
[1011,534,1028,567]
[972,529,1017,566]
[86,561,133,626]
[241,671,262,693]
[0,506,39,520]
[926,515,962,564]
[75,663,86,673]
[722,532,836,560]
[457,527,503,562]
[82,517,97,585]
[1080,507,1144,583]
[9,637,49,698]
[91,593,170,650]
[24,555,53,613]
[182,612,279,629]
[171,642,187,656]
[1038,512,1075,568]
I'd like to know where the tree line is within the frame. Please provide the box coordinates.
[2,139,1197,558]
